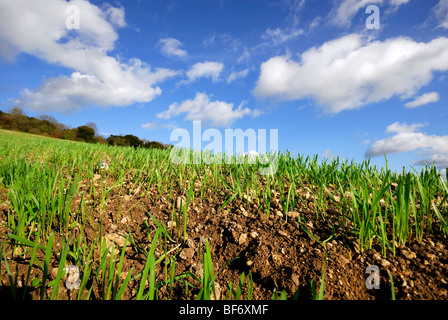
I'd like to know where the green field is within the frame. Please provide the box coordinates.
[0,129,447,300]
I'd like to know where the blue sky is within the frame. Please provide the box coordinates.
[1,0,448,176]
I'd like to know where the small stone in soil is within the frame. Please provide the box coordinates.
[402,249,416,259]
[238,233,248,245]
[179,248,195,260]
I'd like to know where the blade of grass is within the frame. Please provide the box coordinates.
[2,253,17,299]
[6,233,46,251]
[388,271,396,300]
[220,192,239,211]
[311,255,327,300]
[23,241,39,299]
[40,232,54,300]
[136,227,161,300]
[115,267,133,300]
[111,239,128,299]
[49,235,71,300]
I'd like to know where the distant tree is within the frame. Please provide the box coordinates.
[9,106,25,117]
[0,112,12,130]
[123,134,143,149]
[62,129,77,140]
[144,140,165,149]
[85,122,98,136]
[39,119,58,135]
[95,135,107,144]
[76,126,96,143]
[8,106,29,131]
[38,115,67,130]
[107,134,144,148]
[107,135,129,147]
[39,114,57,123]
[0,109,167,148]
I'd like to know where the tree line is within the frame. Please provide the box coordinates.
[0,107,167,150]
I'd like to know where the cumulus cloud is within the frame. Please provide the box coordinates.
[385,122,426,134]
[156,92,261,127]
[365,122,448,176]
[158,37,187,58]
[104,4,127,28]
[0,0,178,112]
[254,34,448,114]
[178,61,224,85]
[405,92,440,108]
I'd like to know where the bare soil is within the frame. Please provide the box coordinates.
[0,172,447,300]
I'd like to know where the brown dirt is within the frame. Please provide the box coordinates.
[0,171,447,300]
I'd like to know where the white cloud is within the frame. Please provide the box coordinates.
[237,47,250,63]
[142,120,177,130]
[156,92,261,127]
[308,16,322,31]
[385,122,426,134]
[365,122,448,174]
[328,0,411,27]
[142,121,158,130]
[0,0,178,112]
[104,4,127,28]
[405,92,440,108]
[282,0,307,27]
[328,0,382,27]
[434,0,448,29]
[261,27,304,45]
[390,0,411,6]
[227,68,251,83]
[14,63,179,112]
[202,33,242,53]
[158,37,187,58]
[254,34,448,114]
[179,61,224,85]
[203,33,216,46]
[219,34,243,53]
[321,149,333,158]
